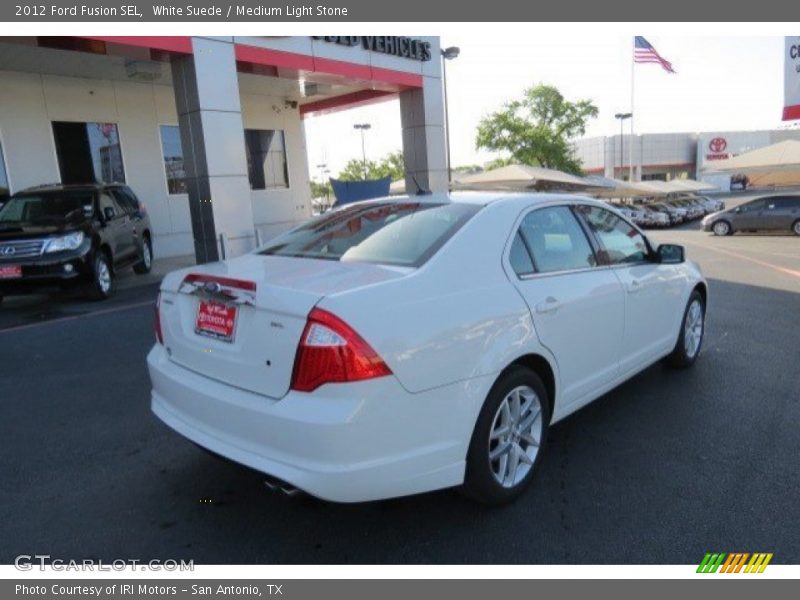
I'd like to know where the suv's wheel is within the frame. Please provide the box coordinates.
[133,235,153,274]
[88,250,113,300]
[712,220,732,236]
[666,290,705,369]
[792,220,800,236]
[462,366,550,505]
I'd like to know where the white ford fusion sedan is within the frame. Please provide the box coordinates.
[148,193,707,504]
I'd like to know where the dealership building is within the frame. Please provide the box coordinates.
[0,36,446,261]
[574,128,800,187]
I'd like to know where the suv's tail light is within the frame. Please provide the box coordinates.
[290,308,391,392]
[154,293,164,345]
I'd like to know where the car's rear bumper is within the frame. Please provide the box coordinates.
[148,345,487,502]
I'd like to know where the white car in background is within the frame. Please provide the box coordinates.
[148,194,707,504]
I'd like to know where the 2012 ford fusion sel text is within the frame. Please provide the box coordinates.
[148,193,707,504]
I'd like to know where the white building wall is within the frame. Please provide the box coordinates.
[0,68,312,258]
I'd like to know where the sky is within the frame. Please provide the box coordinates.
[303,35,786,180]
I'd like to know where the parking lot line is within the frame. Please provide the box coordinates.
[688,242,800,280]
[0,299,154,335]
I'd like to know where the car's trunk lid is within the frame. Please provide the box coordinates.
[160,254,410,399]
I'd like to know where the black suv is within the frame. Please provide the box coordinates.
[0,183,153,302]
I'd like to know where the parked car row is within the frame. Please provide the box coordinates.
[609,195,726,229]
[0,183,153,304]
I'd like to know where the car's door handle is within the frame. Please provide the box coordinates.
[534,297,561,314]
[627,279,643,294]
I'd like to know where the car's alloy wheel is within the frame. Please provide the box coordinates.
[666,290,705,368]
[88,252,113,300]
[712,221,731,236]
[97,259,111,293]
[683,299,704,359]
[793,220,800,236]
[488,385,544,488]
[134,236,153,274]
[462,366,550,504]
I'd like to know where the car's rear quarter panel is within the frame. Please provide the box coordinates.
[318,201,544,397]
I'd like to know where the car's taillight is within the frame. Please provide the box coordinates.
[154,293,164,345]
[290,308,391,392]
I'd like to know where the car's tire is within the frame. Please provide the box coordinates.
[133,234,153,274]
[665,290,705,369]
[792,220,800,236]
[712,220,732,236]
[87,249,113,301]
[462,366,550,505]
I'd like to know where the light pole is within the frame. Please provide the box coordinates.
[353,123,371,180]
[614,112,632,180]
[441,46,460,186]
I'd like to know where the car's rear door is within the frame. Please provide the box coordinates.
[509,204,625,408]
[574,204,685,373]
[765,196,800,230]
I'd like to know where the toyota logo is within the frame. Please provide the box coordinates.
[0,246,15,256]
[709,137,727,153]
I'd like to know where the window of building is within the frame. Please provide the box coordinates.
[159,125,187,195]
[244,129,289,190]
[575,205,649,265]
[52,121,125,184]
[518,206,597,274]
[0,138,9,204]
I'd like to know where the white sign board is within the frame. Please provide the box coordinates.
[784,37,800,120]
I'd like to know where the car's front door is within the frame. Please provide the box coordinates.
[98,192,134,262]
[574,204,686,374]
[509,205,626,408]
[732,198,767,230]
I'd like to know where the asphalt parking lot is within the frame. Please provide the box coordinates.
[1,195,799,564]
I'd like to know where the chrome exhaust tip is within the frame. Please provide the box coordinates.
[264,475,300,497]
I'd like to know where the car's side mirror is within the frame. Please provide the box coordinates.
[103,206,116,221]
[657,244,685,264]
[734,206,741,213]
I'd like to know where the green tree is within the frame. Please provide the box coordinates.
[476,84,598,174]
[338,151,405,181]
[310,180,332,200]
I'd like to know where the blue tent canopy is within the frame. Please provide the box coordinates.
[330,176,391,206]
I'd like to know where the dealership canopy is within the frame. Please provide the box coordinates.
[584,176,715,198]
[453,164,603,192]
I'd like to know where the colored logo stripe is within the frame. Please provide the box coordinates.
[697,553,773,573]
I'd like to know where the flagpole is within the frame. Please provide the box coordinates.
[629,36,635,182]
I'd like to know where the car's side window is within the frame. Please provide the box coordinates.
[111,188,138,215]
[575,205,649,266]
[518,206,597,274]
[739,199,766,213]
[509,232,535,276]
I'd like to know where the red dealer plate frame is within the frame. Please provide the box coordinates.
[0,265,22,279]
[195,300,238,343]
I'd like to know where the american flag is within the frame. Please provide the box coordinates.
[634,36,676,73]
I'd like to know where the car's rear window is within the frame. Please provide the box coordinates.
[259,202,479,267]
